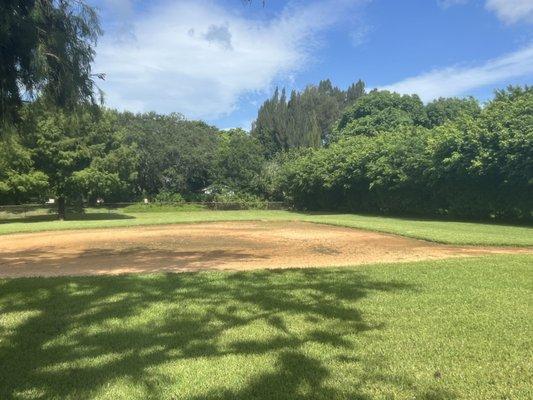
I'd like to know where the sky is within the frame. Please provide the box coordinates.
[88,0,533,129]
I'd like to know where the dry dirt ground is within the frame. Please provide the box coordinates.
[0,221,530,277]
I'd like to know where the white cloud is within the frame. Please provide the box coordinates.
[349,24,372,47]
[437,0,533,24]
[93,0,366,119]
[436,0,468,9]
[485,0,533,24]
[380,44,533,101]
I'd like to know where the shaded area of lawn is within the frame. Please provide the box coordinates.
[1,255,531,399]
[0,212,134,225]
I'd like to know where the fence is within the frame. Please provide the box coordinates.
[0,204,57,221]
[0,201,289,221]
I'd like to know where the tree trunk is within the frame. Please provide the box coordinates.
[58,196,66,220]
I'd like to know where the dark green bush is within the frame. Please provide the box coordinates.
[213,191,268,209]
[153,191,185,204]
[277,87,532,220]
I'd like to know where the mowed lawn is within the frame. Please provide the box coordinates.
[1,208,532,246]
[0,255,531,400]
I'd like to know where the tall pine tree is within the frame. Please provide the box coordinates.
[252,79,366,155]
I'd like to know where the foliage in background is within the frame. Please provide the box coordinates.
[213,190,268,209]
[153,191,185,204]
[252,79,365,155]
[276,86,532,219]
[0,129,48,203]
[121,203,205,213]
[20,105,136,218]
[425,96,481,127]
[116,112,220,196]
[333,90,427,139]
[1,71,530,221]
[214,128,265,193]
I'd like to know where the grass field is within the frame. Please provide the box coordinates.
[1,255,531,400]
[1,208,532,246]
[1,209,531,398]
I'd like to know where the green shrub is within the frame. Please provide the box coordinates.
[213,191,268,209]
[276,87,533,220]
[153,191,185,204]
[122,202,205,213]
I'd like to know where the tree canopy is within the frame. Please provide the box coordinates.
[0,0,101,125]
[276,86,532,219]
[252,79,365,155]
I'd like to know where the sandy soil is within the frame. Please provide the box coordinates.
[0,221,529,277]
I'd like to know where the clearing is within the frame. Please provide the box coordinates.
[1,209,532,246]
[0,220,529,277]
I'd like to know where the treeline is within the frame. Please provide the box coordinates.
[275,86,532,219]
[1,82,531,220]
[1,104,267,215]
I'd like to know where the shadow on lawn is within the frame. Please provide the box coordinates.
[0,212,134,224]
[0,269,456,400]
[0,247,265,275]
[300,210,533,228]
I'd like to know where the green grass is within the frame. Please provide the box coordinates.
[120,203,206,213]
[297,213,533,246]
[1,255,531,399]
[1,208,532,246]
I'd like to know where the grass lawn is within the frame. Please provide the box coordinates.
[0,255,531,399]
[0,208,532,246]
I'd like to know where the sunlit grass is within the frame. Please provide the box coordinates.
[1,255,531,399]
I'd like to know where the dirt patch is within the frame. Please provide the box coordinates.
[0,221,529,277]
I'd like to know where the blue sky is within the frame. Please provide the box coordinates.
[88,0,533,129]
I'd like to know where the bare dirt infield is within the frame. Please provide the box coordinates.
[0,221,529,277]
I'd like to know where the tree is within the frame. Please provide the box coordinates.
[334,90,427,139]
[252,79,356,154]
[23,105,123,219]
[345,79,365,104]
[427,86,533,218]
[68,110,139,203]
[0,129,48,204]
[426,97,481,127]
[215,128,265,192]
[118,112,220,196]
[251,87,286,156]
[0,0,102,126]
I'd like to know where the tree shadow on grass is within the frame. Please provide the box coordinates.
[0,269,456,399]
[0,247,268,276]
[297,210,533,228]
[0,212,135,224]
